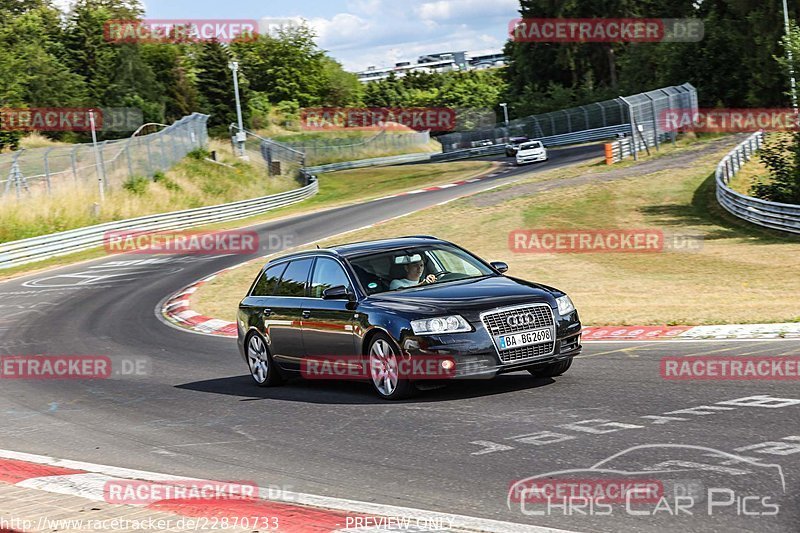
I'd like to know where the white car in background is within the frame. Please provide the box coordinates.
[515,141,548,165]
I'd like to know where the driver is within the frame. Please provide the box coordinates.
[390,257,436,290]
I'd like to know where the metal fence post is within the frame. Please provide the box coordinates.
[159,132,169,171]
[43,147,53,194]
[645,94,660,151]
[125,144,134,179]
[596,102,607,127]
[619,96,637,161]
[145,136,154,176]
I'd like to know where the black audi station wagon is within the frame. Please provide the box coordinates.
[237,236,581,399]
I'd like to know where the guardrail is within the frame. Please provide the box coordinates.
[0,178,319,269]
[306,152,434,173]
[715,131,800,235]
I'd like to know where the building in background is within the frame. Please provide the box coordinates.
[356,50,505,83]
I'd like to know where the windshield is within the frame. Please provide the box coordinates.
[348,244,495,294]
[519,141,543,150]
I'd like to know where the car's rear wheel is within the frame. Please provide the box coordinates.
[246,332,282,387]
[368,333,412,400]
[528,358,572,378]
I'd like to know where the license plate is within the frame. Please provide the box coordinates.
[496,328,552,350]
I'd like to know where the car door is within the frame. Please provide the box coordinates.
[268,257,314,371]
[302,257,358,358]
[241,262,287,336]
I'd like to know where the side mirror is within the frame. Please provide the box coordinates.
[490,261,509,274]
[322,285,355,301]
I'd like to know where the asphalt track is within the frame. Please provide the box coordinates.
[1,142,799,533]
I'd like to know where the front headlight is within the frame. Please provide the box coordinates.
[556,295,575,316]
[410,315,472,335]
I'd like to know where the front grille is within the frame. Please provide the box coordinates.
[480,304,556,363]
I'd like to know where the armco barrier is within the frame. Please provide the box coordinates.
[0,178,319,269]
[305,152,433,173]
[715,131,800,235]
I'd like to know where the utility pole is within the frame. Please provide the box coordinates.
[89,109,105,203]
[499,102,509,141]
[229,61,247,157]
[783,0,798,111]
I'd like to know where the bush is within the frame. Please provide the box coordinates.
[187,148,210,160]
[122,176,149,195]
[153,171,181,191]
[750,132,800,205]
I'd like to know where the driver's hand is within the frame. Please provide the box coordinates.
[421,274,437,284]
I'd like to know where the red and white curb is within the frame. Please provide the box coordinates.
[0,449,573,533]
[161,265,246,337]
[372,166,513,201]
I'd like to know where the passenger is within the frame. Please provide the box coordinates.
[390,258,436,290]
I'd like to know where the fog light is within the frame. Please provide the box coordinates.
[441,359,455,370]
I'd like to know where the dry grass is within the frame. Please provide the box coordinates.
[727,154,769,195]
[0,140,296,243]
[194,137,800,326]
[19,132,69,150]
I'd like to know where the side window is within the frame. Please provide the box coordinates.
[250,263,287,297]
[310,258,351,298]
[274,258,313,297]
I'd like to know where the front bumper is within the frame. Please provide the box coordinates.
[516,153,547,164]
[398,317,581,379]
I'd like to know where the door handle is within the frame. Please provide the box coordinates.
[262,308,272,317]
[302,310,312,319]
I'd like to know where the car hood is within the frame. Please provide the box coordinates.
[364,275,558,316]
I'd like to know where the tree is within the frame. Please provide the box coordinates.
[317,56,363,106]
[141,44,200,122]
[232,25,325,107]
[195,40,247,134]
[751,133,800,205]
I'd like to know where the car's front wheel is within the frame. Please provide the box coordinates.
[246,332,283,387]
[528,358,572,378]
[367,333,413,400]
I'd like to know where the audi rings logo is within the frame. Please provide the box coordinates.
[507,314,536,327]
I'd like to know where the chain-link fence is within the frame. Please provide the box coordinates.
[275,129,431,166]
[231,125,307,183]
[0,113,209,199]
[437,83,697,153]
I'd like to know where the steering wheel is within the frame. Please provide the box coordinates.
[435,272,463,282]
